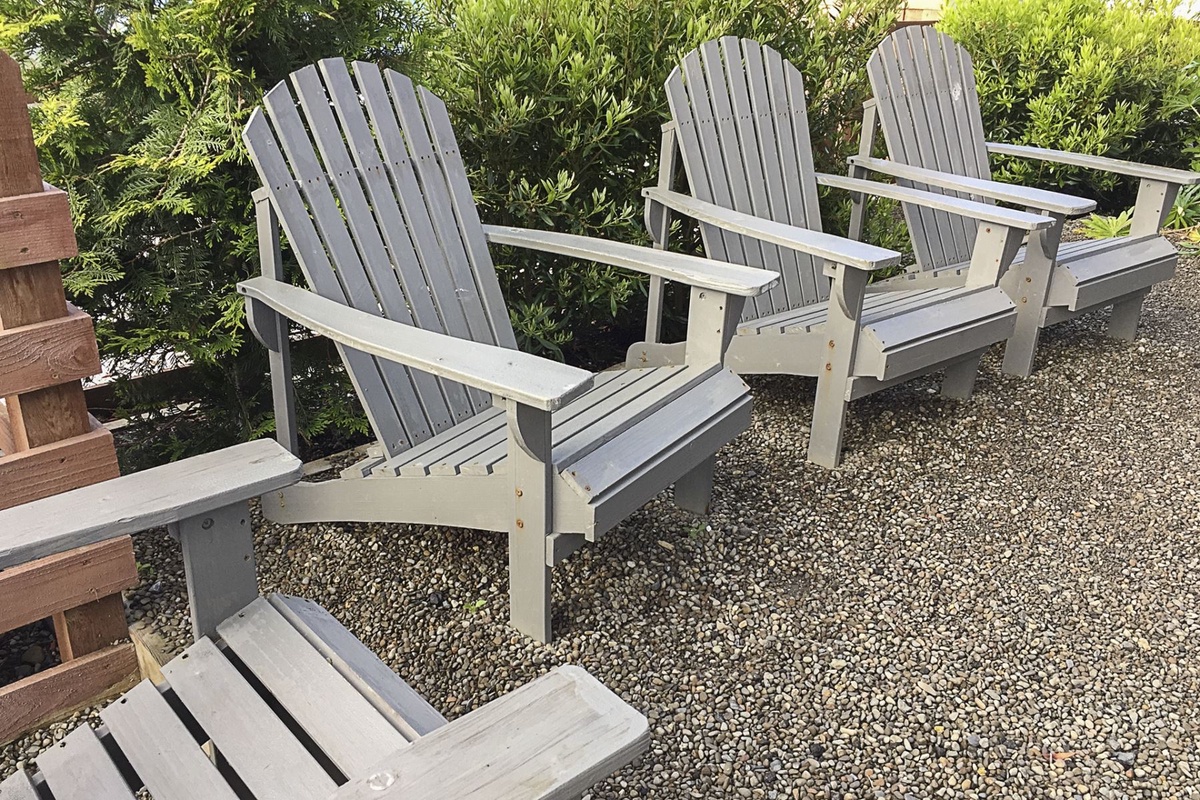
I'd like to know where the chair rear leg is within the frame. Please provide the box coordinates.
[674,456,715,515]
[941,350,985,401]
[808,375,852,469]
[1106,291,1148,341]
[508,527,552,643]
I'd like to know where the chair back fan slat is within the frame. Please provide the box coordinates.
[242,59,516,457]
[667,37,829,321]
[867,28,993,271]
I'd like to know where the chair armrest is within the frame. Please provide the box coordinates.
[643,187,901,272]
[331,665,649,800]
[0,439,302,569]
[816,172,1052,232]
[239,277,593,412]
[987,142,1200,186]
[482,224,778,297]
[849,156,1096,217]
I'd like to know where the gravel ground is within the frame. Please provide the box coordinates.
[3,241,1199,799]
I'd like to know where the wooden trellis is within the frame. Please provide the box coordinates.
[0,51,137,745]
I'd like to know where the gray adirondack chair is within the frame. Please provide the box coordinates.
[0,440,649,800]
[852,27,1200,376]
[236,59,778,643]
[625,37,1052,468]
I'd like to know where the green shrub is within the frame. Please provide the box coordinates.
[939,0,1200,207]
[423,0,902,364]
[0,0,425,464]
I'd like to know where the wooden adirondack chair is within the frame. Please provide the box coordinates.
[235,59,778,643]
[0,439,649,800]
[625,37,1052,468]
[852,27,1200,376]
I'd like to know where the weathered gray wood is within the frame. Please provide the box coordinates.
[642,188,900,271]
[101,679,241,800]
[483,225,778,297]
[644,122,680,343]
[332,666,649,800]
[0,439,301,568]
[808,264,868,468]
[999,213,1063,377]
[171,502,258,641]
[0,769,40,800]
[217,597,410,775]
[36,725,134,800]
[243,109,412,456]
[252,189,300,456]
[507,402,554,642]
[941,350,985,400]
[163,637,337,800]
[674,456,715,515]
[986,142,1200,185]
[1107,289,1149,341]
[240,277,594,412]
[268,594,447,740]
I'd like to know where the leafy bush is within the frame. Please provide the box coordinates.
[423,0,901,364]
[0,0,425,464]
[1080,184,1200,239]
[939,0,1200,207]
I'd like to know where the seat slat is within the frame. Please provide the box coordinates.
[292,63,465,435]
[268,595,447,740]
[244,111,410,456]
[0,769,40,800]
[393,406,507,477]
[162,637,336,800]
[562,369,748,500]
[36,726,134,800]
[217,597,410,777]
[460,367,687,477]
[101,680,240,800]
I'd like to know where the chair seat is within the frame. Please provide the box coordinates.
[368,364,751,503]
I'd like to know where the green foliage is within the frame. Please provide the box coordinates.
[1080,184,1200,240]
[939,0,1200,206]
[1080,209,1133,239]
[423,0,901,364]
[0,0,424,464]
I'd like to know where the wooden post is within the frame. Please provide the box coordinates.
[0,50,134,746]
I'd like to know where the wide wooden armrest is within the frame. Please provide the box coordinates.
[239,277,594,412]
[332,665,649,800]
[849,156,1096,217]
[483,224,778,297]
[642,186,901,272]
[817,172,1052,232]
[987,142,1200,186]
[0,439,302,569]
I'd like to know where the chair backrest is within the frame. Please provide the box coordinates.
[666,37,829,322]
[243,59,516,458]
[866,27,993,271]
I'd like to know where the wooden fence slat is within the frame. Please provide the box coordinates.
[0,416,119,510]
[0,536,137,632]
[0,185,78,270]
[0,643,139,746]
[0,305,101,396]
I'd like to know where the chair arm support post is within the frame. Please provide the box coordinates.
[964,223,1027,290]
[251,189,299,456]
[684,287,745,368]
[644,123,682,345]
[846,99,880,243]
[1130,179,1180,238]
[170,501,259,642]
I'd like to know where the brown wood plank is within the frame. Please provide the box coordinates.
[0,52,40,195]
[0,185,78,270]
[0,536,137,633]
[0,398,12,453]
[0,305,101,396]
[53,593,130,661]
[0,643,139,746]
[0,417,119,510]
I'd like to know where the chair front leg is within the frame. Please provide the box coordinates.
[809,263,868,468]
[169,501,259,641]
[1001,212,1064,377]
[505,400,554,643]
